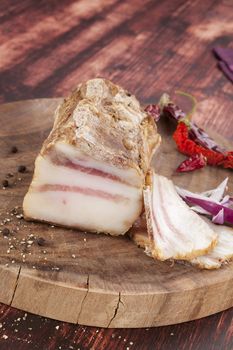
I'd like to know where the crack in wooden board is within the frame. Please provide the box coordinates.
[0,265,21,305]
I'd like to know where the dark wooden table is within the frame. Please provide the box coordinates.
[0,0,233,349]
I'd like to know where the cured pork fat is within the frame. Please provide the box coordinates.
[142,172,217,260]
[130,213,233,269]
[23,78,160,235]
[191,218,233,269]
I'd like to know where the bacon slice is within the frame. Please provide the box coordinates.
[23,79,160,235]
[130,214,233,269]
[143,172,217,260]
[191,218,233,269]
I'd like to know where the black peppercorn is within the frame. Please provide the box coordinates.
[2,228,10,236]
[11,208,18,215]
[37,237,46,246]
[11,146,18,153]
[2,179,9,188]
[18,165,26,173]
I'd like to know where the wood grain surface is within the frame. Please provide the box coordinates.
[0,98,232,329]
[0,0,233,349]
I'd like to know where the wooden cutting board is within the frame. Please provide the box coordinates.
[0,98,232,328]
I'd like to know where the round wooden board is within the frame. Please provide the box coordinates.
[0,99,232,328]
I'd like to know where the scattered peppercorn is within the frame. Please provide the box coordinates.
[18,165,26,173]
[11,208,18,215]
[11,146,18,153]
[2,179,9,188]
[2,228,10,236]
[6,173,14,178]
[37,237,46,246]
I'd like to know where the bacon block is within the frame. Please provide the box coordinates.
[23,78,160,235]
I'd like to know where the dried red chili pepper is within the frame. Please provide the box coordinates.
[160,92,226,154]
[176,153,207,172]
[173,122,231,168]
[188,123,225,153]
[221,151,233,168]
[147,93,233,170]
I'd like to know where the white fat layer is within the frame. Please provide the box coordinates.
[24,142,143,234]
[146,186,179,259]
[24,190,141,235]
[191,220,233,268]
[33,156,142,200]
[55,142,143,186]
[148,174,216,260]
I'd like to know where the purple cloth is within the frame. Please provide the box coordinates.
[213,46,233,83]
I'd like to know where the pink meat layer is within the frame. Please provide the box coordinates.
[36,184,129,203]
[51,155,136,187]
